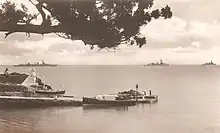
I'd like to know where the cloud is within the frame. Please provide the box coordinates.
[47,40,90,55]
[141,16,220,50]
[141,16,189,48]
[0,35,63,57]
[0,41,31,56]
[191,41,200,48]
[154,0,220,22]
[172,47,197,53]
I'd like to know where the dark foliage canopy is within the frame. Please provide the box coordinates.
[0,0,172,49]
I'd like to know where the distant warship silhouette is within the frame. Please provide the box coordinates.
[13,60,57,67]
[145,59,169,66]
[202,60,216,66]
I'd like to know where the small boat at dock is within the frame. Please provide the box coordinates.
[83,85,158,107]
[20,68,67,96]
[83,94,137,107]
[118,89,158,104]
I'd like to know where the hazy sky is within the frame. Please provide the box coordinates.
[0,0,219,65]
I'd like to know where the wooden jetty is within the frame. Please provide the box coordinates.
[0,95,82,108]
[0,68,158,109]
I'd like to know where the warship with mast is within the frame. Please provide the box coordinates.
[145,59,169,66]
[202,60,216,66]
[13,60,57,67]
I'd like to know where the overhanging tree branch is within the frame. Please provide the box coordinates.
[1,24,61,36]
[0,0,173,49]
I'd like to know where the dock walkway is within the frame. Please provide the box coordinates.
[0,96,83,108]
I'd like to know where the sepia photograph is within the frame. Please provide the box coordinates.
[0,0,219,133]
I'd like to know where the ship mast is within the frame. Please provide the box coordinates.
[160,59,163,64]
[42,60,45,65]
[135,84,138,102]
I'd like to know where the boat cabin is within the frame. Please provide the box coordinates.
[95,94,118,101]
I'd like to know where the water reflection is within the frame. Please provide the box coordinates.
[137,103,157,108]
[0,107,69,133]
[82,105,131,112]
[82,102,159,112]
[0,108,42,133]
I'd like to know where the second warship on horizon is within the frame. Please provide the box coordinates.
[145,59,169,66]
[201,60,216,66]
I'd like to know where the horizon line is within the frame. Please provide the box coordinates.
[0,64,219,66]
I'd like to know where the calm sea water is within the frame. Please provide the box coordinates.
[0,65,220,133]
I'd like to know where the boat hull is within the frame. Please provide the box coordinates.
[13,64,57,67]
[118,90,159,104]
[135,95,159,104]
[145,64,169,66]
[83,97,136,107]
[35,90,66,95]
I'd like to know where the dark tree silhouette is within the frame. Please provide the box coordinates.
[0,0,172,49]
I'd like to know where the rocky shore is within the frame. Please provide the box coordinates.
[0,72,27,84]
[0,73,28,93]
